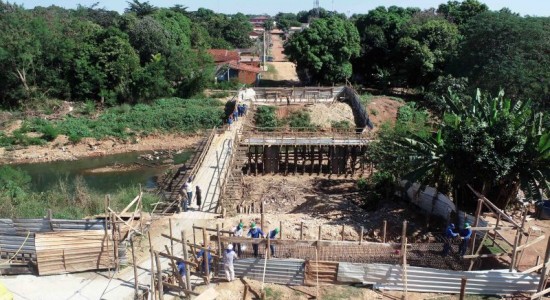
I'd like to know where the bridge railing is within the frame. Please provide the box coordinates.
[240,126,373,144]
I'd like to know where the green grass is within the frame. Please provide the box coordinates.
[0,165,160,219]
[264,287,283,300]
[0,98,225,147]
[483,237,509,254]
[321,286,363,300]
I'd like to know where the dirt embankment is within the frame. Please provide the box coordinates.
[0,133,201,165]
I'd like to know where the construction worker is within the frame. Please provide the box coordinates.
[223,244,238,282]
[247,222,265,258]
[185,177,194,207]
[176,261,186,288]
[442,223,458,256]
[267,228,279,257]
[459,222,472,256]
[232,221,244,256]
[197,243,213,275]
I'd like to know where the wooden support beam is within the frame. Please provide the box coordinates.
[169,219,174,257]
[470,198,483,256]
[255,146,259,176]
[130,238,139,297]
[463,252,510,259]
[318,225,322,241]
[155,253,164,300]
[148,232,156,300]
[202,228,210,284]
[531,286,550,299]
[382,220,387,243]
[360,226,364,245]
[459,277,467,300]
[285,146,289,176]
[467,185,525,231]
[160,282,200,296]
[341,225,345,241]
[156,252,198,267]
[516,235,546,251]
[181,231,192,295]
[191,226,233,235]
[210,235,387,247]
[318,146,323,175]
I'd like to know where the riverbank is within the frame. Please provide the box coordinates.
[0,133,201,164]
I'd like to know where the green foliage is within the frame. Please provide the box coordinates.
[0,165,161,218]
[437,0,489,28]
[331,120,352,130]
[382,89,549,209]
[255,106,278,131]
[274,12,302,32]
[423,75,470,113]
[357,171,396,210]
[1,98,224,146]
[284,16,360,84]
[452,11,550,107]
[286,111,317,131]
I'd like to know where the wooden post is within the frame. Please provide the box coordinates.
[294,146,298,175]
[130,237,139,297]
[510,228,522,272]
[255,146,259,176]
[193,224,196,247]
[536,256,541,274]
[318,225,322,241]
[181,231,191,292]
[104,196,111,278]
[315,247,320,300]
[492,214,501,246]
[267,232,271,259]
[243,285,248,300]
[202,228,210,284]
[111,212,119,272]
[359,226,364,245]
[318,146,323,175]
[401,221,407,256]
[459,277,467,300]
[155,252,164,300]
[279,221,283,239]
[383,220,387,243]
[216,224,222,257]
[402,237,408,300]
[285,146,289,175]
[341,224,345,241]
[169,218,174,256]
[300,222,304,240]
[260,201,265,231]
[536,236,550,299]
[470,198,483,255]
[148,232,156,300]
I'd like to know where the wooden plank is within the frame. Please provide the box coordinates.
[516,235,546,251]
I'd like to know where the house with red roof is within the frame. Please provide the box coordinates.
[207,49,261,85]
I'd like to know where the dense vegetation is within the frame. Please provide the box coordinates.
[0,98,224,146]
[0,165,160,218]
[283,0,550,111]
[0,1,252,108]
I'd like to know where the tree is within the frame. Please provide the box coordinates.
[382,89,549,209]
[452,11,550,109]
[437,0,488,28]
[125,0,157,17]
[395,16,459,86]
[284,16,360,84]
[128,16,171,63]
[224,13,253,48]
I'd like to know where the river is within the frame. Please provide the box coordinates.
[13,150,192,193]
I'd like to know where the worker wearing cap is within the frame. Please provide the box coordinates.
[247,222,265,258]
[223,244,238,282]
[197,243,213,274]
[233,222,244,256]
[176,261,187,288]
[442,223,458,256]
[267,228,280,257]
[459,222,472,256]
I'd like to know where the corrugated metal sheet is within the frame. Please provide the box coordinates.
[50,219,108,231]
[218,258,304,285]
[338,263,539,295]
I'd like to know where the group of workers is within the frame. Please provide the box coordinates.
[442,222,472,256]
[179,177,202,212]
[227,102,247,129]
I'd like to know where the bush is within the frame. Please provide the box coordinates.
[287,111,317,131]
[255,106,278,131]
[39,124,59,141]
[331,120,352,130]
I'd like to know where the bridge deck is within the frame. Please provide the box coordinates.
[242,136,371,146]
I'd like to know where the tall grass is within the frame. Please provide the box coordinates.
[0,166,160,219]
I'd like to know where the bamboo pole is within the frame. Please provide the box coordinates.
[148,232,156,300]
[202,228,210,284]
[470,199,483,255]
[402,237,408,300]
[169,218,174,256]
[359,226,364,245]
[318,225,322,241]
[383,220,387,243]
[280,221,283,240]
[315,247,319,300]
[535,237,550,299]
[459,277,467,300]
[261,201,264,231]
[155,252,164,300]
[181,231,191,292]
[130,238,139,297]
[341,224,345,241]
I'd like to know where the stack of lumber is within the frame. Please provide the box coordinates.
[35,230,115,275]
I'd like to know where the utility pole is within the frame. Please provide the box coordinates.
[263,30,267,71]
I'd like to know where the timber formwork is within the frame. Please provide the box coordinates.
[239,131,370,176]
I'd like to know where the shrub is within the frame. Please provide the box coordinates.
[287,111,317,131]
[331,120,352,130]
[255,106,278,131]
[39,124,59,141]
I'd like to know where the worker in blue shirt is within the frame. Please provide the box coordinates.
[459,222,472,256]
[267,228,279,257]
[442,223,458,256]
[247,223,265,258]
[197,244,213,274]
[176,261,187,287]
